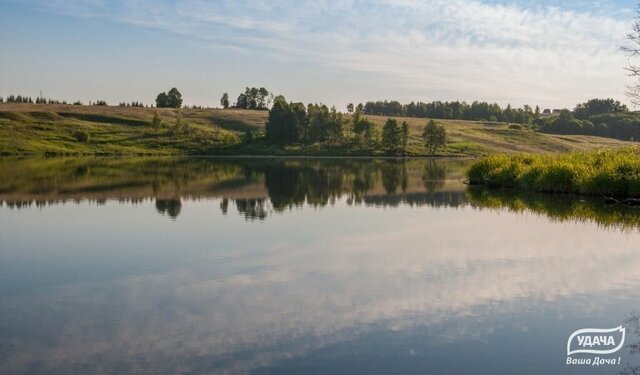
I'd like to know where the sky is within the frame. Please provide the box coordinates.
[0,0,638,109]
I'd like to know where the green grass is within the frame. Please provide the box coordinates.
[467,147,640,197]
[0,103,635,156]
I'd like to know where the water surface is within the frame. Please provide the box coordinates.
[1,157,639,374]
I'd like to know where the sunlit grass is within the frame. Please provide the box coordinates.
[467,147,640,197]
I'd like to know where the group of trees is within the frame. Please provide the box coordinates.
[3,95,35,104]
[265,96,447,154]
[155,88,183,108]
[359,100,540,124]
[266,96,348,144]
[118,101,145,107]
[539,99,638,140]
[234,87,273,110]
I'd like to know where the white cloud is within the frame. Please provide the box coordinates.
[17,0,639,107]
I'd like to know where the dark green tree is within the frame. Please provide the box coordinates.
[381,118,400,151]
[422,120,447,155]
[266,96,299,144]
[401,121,409,153]
[220,92,229,109]
[156,88,183,108]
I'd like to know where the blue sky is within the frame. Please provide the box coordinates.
[0,0,637,109]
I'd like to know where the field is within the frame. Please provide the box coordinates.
[0,103,633,156]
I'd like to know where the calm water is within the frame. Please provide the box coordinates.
[1,157,640,374]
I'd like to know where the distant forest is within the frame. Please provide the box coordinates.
[358,100,539,124]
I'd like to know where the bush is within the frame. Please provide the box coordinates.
[508,124,522,130]
[73,130,90,142]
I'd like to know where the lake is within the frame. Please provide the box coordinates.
[1,157,639,374]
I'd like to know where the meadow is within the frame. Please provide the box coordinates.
[0,103,633,156]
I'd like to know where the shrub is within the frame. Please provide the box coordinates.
[73,129,90,142]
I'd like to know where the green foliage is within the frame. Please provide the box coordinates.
[467,147,640,197]
[401,121,409,152]
[352,111,377,146]
[156,88,183,108]
[172,111,191,135]
[381,118,400,151]
[363,100,536,124]
[235,87,272,110]
[422,120,447,155]
[347,103,354,113]
[540,111,640,141]
[574,98,628,120]
[73,129,90,142]
[220,92,229,109]
[266,96,299,144]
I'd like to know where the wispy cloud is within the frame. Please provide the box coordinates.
[12,0,638,107]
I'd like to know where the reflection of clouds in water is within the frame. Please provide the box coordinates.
[2,206,640,373]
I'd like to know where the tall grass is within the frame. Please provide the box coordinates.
[467,147,640,197]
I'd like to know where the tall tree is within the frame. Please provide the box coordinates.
[623,7,640,105]
[401,121,409,153]
[156,88,183,108]
[266,96,299,144]
[347,103,354,114]
[422,120,447,155]
[381,118,400,151]
[220,93,229,109]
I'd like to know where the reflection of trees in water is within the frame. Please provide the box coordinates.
[620,311,640,375]
[422,159,447,194]
[234,198,269,220]
[362,191,466,208]
[381,161,402,194]
[1,157,474,221]
[467,188,640,231]
[155,199,182,219]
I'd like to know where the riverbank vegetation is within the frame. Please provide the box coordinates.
[467,147,640,197]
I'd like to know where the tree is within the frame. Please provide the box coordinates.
[573,98,628,119]
[220,93,229,109]
[156,88,183,108]
[381,118,400,151]
[347,103,354,113]
[167,88,183,108]
[422,120,447,155]
[623,7,640,105]
[401,121,409,153]
[235,87,272,110]
[266,95,299,144]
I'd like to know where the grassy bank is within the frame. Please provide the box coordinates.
[467,147,640,197]
[0,103,634,156]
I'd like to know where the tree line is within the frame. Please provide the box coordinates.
[357,100,541,124]
[538,99,639,141]
[264,95,447,154]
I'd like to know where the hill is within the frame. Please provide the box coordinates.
[0,103,633,156]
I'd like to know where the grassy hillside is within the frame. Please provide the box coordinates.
[0,103,633,156]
